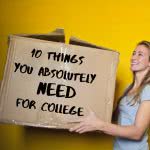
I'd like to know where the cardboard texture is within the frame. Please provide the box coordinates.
[0,29,119,129]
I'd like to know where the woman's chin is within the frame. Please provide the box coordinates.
[130,67,148,73]
[130,67,139,72]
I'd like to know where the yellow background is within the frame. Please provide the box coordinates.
[0,0,150,150]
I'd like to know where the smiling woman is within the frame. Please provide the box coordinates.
[69,41,150,150]
[131,44,150,72]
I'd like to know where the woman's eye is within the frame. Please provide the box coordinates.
[138,53,143,56]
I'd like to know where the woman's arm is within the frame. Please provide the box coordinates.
[69,101,150,140]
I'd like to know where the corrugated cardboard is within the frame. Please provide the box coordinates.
[0,29,119,129]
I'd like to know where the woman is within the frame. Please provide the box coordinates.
[69,41,150,150]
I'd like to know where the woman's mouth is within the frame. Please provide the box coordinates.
[131,62,139,65]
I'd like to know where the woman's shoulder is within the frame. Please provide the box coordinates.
[142,84,150,93]
[140,84,150,101]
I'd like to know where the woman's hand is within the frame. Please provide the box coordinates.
[69,111,105,134]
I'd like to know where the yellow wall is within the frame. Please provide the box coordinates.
[0,0,150,150]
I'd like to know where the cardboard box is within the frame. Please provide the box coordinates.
[0,29,119,129]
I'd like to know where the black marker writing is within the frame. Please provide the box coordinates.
[37,82,76,98]
[14,62,33,74]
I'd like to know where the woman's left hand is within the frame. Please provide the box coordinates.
[69,111,105,134]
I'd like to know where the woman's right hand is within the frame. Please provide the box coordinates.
[69,111,105,134]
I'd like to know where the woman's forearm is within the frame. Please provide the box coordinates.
[100,122,143,140]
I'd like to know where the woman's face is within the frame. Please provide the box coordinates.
[130,44,150,72]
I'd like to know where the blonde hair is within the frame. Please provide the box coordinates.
[120,41,150,105]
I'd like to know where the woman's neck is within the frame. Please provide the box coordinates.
[134,68,149,87]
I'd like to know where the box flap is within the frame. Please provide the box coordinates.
[69,36,117,52]
[14,28,65,43]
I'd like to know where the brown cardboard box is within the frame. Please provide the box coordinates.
[0,29,119,129]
